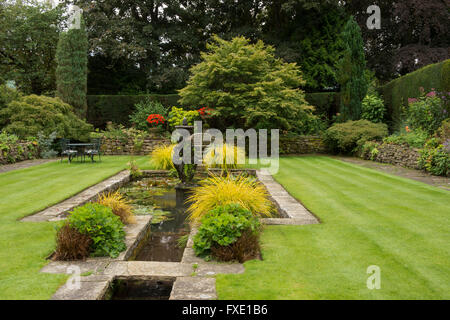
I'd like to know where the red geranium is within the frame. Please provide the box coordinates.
[146,114,165,126]
[197,107,212,117]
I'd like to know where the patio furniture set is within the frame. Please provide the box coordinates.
[60,138,102,163]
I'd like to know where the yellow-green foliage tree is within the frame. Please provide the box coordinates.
[179,35,320,133]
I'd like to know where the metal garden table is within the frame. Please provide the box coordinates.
[66,143,95,163]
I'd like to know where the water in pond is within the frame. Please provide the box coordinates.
[119,177,190,262]
[110,278,174,300]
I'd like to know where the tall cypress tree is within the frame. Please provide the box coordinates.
[337,16,368,121]
[56,15,88,118]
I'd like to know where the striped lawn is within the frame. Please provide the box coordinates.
[216,156,450,299]
[0,156,151,299]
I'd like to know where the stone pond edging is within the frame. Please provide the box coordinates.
[34,168,319,299]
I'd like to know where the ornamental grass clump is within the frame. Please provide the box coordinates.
[203,143,245,170]
[187,175,274,222]
[54,223,92,261]
[150,144,176,170]
[97,191,136,224]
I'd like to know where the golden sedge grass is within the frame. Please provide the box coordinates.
[187,175,274,222]
[97,191,136,224]
[150,144,176,170]
[203,143,245,170]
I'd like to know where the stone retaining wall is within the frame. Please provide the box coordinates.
[100,135,171,155]
[364,142,420,169]
[280,135,326,155]
[0,141,39,165]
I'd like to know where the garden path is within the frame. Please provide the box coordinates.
[337,156,450,191]
[0,158,57,173]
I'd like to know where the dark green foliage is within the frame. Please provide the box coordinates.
[86,94,179,128]
[0,2,63,94]
[305,92,340,120]
[129,98,168,131]
[337,17,368,121]
[67,203,126,258]
[361,94,386,123]
[193,203,261,259]
[179,36,318,133]
[324,120,388,154]
[56,16,88,117]
[0,95,92,140]
[380,60,450,128]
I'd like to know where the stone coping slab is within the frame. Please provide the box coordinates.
[21,170,131,222]
[170,277,217,300]
[256,169,319,225]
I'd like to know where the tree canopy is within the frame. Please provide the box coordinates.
[179,36,320,133]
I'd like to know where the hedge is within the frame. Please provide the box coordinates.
[87,94,180,128]
[305,92,340,120]
[379,59,450,129]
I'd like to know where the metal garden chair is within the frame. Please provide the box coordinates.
[60,139,78,163]
[84,138,102,162]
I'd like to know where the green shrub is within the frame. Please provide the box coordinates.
[380,59,450,128]
[129,98,168,130]
[67,203,126,258]
[167,106,199,128]
[361,94,386,123]
[0,95,92,140]
[193,203,261,259]
[86,94,178,128]
[179,35,318,134]
[383,130,429,149]
[418,138,450,177]
[405,93,448,135]
[324,120,388,154]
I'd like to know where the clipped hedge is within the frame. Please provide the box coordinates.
[86,94,180,128]
[380,59,450,128]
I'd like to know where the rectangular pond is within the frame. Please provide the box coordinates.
[119,176,190,262]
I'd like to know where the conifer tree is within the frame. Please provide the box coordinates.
[56,15,88,118]
[337,16,368,121]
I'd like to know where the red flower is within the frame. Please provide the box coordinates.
[197,107,212,117]
[146,114,165,126]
